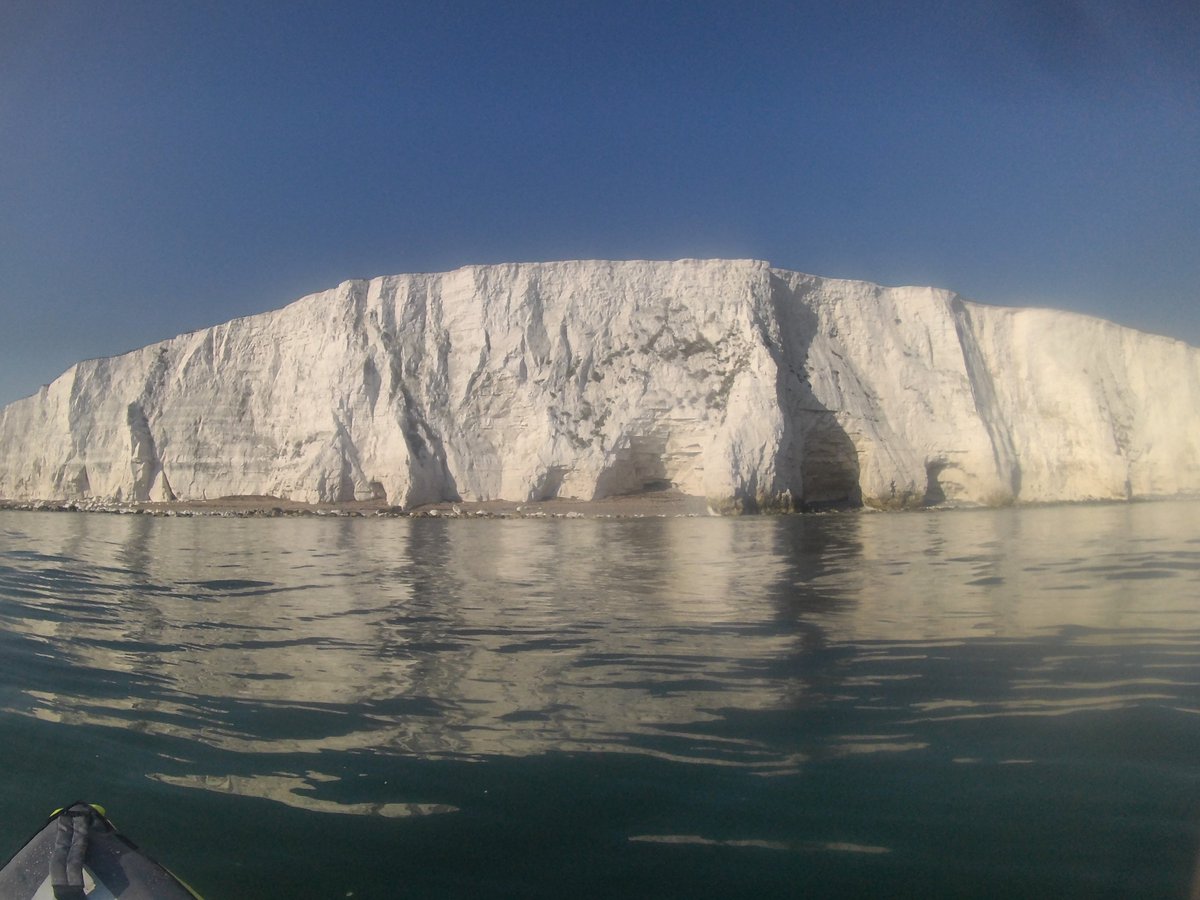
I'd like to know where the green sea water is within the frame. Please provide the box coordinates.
[1,502,1198,898]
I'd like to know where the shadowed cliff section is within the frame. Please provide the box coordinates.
[947,298,1022,505]
[767,273,861,511]
[127,402,175,502]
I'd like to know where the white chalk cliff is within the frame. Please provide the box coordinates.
[1,260,1198,510]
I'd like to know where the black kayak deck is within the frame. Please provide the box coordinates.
[0,803,200,899]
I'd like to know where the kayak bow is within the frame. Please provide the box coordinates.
[0,802,202,899]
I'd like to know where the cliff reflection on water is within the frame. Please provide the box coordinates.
[1,503,1198,821]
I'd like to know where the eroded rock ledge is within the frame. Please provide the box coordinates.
[0,490,715,519]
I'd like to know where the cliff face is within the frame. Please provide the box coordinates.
[2,259,1197,510]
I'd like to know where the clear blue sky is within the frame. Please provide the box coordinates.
[1,1,1197,407]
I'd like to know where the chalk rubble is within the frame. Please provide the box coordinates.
[2,260,1197,511]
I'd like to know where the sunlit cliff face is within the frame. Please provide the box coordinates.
[2,260,1198,512]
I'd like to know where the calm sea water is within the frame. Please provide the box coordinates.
[1,503,1198,898]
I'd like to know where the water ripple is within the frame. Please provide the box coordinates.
[1,503,1199,897]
